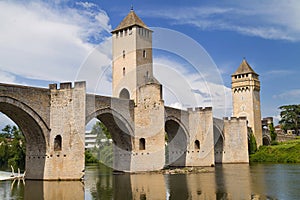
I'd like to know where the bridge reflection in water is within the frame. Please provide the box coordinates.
[6,164,300,199]
[84,164,253,200]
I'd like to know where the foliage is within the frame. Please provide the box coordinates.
[268,123,277,142]
[279,104,300,135]
[85,149,98,164]
[250,139,300,163]
[248,130,257,154]
[271,141,279,145]
[88,121,113,167]
[0,125,26,170]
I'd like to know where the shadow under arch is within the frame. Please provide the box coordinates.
[0,96,48,180]
[263,135,271,146]
[119,88,130,99]
[213,118,225,164]
[86,108,134,172]
[165,116,189,167]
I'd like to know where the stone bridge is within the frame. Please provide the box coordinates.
[0,81,249,180]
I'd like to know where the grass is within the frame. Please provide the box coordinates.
[250,139,300,163]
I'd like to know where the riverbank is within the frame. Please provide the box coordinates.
[250,138,300,163]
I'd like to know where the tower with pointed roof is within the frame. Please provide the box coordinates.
[111,8,157,102]
[232,59,262,146]
[111,9,165,172]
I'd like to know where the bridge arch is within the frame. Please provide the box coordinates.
[0,96,49,179]
[165,116,189,167]
[86,107,134,171]
[213,119,225,164]
[263,134,271,146]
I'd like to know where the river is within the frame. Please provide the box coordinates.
[0,164,299,199]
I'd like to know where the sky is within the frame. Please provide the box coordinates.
[0,0,300,129]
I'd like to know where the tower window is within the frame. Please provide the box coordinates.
[143,50,147,58]
[54,135,62,151]
[139,138,146,150]
[195,140,200,150]
[129,27,132,35]
[123,50,125,58]
[124,29,127,36]
[119,88,130,99]
[123,67,126,76]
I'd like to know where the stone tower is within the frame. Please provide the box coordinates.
[111,8,157,103]
[231,59,262,146]
[111,9,165,172]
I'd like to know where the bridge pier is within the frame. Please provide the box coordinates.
[41,82,86,180]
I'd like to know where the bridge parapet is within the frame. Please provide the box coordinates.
[0,83,51,129]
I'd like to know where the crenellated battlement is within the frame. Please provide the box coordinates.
[49,81,86,90]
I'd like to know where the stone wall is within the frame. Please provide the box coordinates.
[132,83,165,171]
[186,107,215,167]
[222,117,249,163]
[44,81,86,180]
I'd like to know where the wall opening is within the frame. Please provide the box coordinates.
[139,138,146,150]
[123,67,126,76]
[86,110,133,171]
[143,50,147,58]
[165,119,188,167]
[194,140,200,150]
[119,88,130,99]
[123,50,125,58]
[54,135,62,151]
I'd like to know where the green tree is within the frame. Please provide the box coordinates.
[90,121,113,166]
[0,125,26,170]
[248,128,257,154]
[279,104,300,135]
[269,123,277,142]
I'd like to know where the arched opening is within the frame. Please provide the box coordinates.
[86,109,133,172]
[0,98,47,179]
[213,123,224,164]
[263,136,271,146]
[54,135,62,151]
[165,119,188,167]
[119,88,130,99]
[194,140,200,150]
[139,138,145,150]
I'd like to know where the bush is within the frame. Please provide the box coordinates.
[250,140,300,163]
[85,150,98,164]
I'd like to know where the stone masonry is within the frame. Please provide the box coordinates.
[0,9,253,180]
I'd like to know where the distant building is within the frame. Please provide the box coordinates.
[85,130,98,149]
[85,130,113,149]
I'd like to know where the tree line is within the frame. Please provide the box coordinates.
[0,125,26,171]
[279,104,300,135]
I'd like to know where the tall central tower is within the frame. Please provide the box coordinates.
[111,9,156,103]
[232,59,262,146]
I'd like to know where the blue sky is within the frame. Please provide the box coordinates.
[0,0,300,128]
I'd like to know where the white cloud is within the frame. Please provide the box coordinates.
[153,57,232,118]
[0,1,112,85]
[0,70,16,84]
[273,89,300,100]
[0,113,16,130]
[142,1,300,41]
